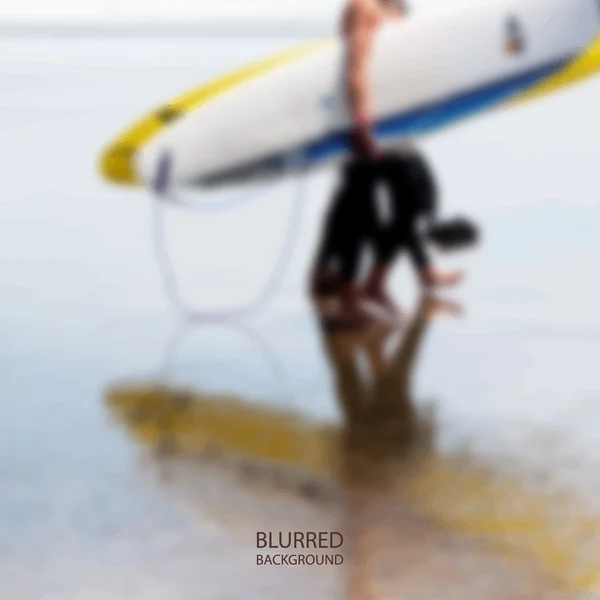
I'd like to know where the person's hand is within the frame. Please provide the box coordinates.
[419,265,464,288]
[350,110,379,159]
[350,124,378,159]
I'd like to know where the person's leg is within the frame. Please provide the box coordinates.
[312,160,379,328]
[362,159,411,316]
[332,191,378,328]
[311,158,378,297]
[363,248,400,317]
[310,186,345,296]
[364,152,463,300]
[405,153,465,289]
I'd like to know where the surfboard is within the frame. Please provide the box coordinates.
[99,0,600,190]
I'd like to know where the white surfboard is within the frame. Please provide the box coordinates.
[99,0,600,190]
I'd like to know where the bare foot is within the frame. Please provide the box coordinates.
[363,288,404,324]
[310,295,337,321]
[361,264,401,321]
[322,281,387,330]
[323,299,377,330]
[420,265,464,289]
[310,267,343,298]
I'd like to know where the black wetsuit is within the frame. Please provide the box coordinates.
[315,152,437,281]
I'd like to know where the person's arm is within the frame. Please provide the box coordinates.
[345,4,374,121]
[344,1,378,157]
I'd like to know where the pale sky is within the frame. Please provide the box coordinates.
[0,0,344,19]
[0,0,443,21]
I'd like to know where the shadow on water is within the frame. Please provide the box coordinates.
[104,297,600,598]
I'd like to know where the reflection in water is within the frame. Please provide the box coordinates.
[157,318,295,403]
[322,297,442,489]
[316,297,576,598]
[105,298,596,597]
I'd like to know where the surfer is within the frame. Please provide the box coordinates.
[310,0,469,328]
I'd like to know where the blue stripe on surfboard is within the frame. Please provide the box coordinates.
[303,56,570,163]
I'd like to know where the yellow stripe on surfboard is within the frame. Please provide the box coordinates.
[98,38,333,186]
[508,33,600,106]
[106,384,600,592]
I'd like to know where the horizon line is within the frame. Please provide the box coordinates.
[0,19,334,38]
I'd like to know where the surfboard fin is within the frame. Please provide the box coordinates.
[151,150,173,198]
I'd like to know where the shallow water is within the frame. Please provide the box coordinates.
[2,35,600,598]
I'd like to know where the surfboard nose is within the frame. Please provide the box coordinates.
[99,142,138,185]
